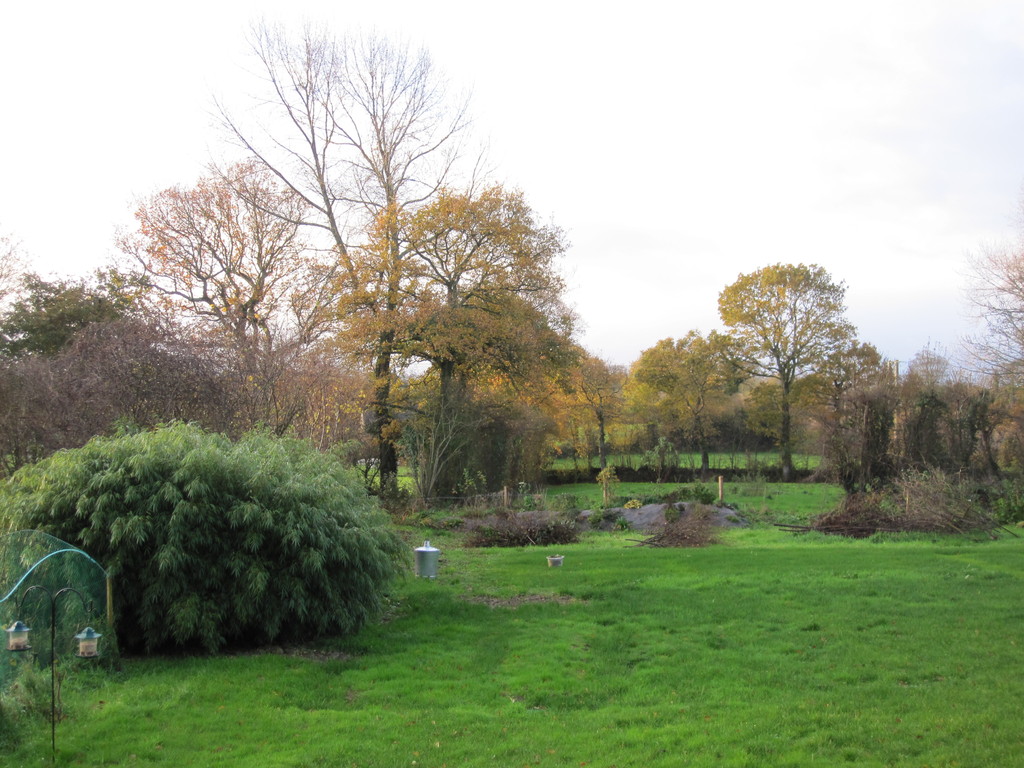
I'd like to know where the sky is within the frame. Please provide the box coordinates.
[3,0,1024,368]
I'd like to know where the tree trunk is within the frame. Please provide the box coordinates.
[432,359,466,497]
[780,389,793,482]
[372,335,398,496]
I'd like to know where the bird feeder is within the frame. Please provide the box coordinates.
[5,621,31,652]
[74,627,102,658]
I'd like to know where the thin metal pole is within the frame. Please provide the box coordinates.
[50,608,56,757]
[18,585,90,762]
[106,577,114,629]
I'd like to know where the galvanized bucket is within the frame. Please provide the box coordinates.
[414,540,440,578]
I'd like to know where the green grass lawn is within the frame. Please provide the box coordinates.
[18,527,1024,767]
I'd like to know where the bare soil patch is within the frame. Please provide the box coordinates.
[462,593,581,609]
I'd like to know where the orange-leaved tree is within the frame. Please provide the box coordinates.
[121,162,339,433]
[397,185,574,497]
[627,331,734,478]
[718,263,854,481]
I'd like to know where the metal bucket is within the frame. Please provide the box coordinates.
[414,540,440,578]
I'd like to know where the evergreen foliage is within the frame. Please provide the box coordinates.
[0,423,406,653]
[0,271,140,358]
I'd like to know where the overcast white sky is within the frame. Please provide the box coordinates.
[3,0,1024,367]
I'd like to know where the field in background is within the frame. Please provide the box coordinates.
[545,481,845,525]
[546,451,822,472]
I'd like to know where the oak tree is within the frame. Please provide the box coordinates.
[718,263,854,481]
[568,354,626,471]
[403,186,570,388]
[121,162,347,434]
[122,161,329,348]
[627,331,733,477]
[399,185,574,496]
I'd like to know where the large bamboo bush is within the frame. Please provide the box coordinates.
[0,423,406,653]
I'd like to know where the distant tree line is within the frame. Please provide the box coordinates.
[2,24,1024,509]
[0,238,1020,505]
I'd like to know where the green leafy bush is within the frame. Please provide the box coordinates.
[0,663,50,749]
[684,483,718,505]
[990,479,1024,525]
[0,423,405,653]
[588,508,622,529]
[548,494,581,513]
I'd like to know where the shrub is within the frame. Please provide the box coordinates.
[596,466,619,507]
[0,423,405,653]
[549,494,581,514]
[418,513,464,530]
[464,511,580,548]
[0,663,50,749]
[989,479,1024,525]
[588,508,623,529]
[683,483,718,505]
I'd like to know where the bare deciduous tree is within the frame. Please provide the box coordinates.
[0,231,25,310]
[0,318,237,476]
[968,241,1024,381]
[219,23,471,492]
[121,161,331,349]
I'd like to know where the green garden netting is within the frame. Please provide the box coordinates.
[0,530,110,691]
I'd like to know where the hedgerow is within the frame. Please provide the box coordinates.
[0,423,406,653]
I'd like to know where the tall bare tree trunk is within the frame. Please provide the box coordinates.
[219,26,469,498]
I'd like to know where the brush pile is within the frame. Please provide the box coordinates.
[779,472,1008,538]
[634,506,719,547]
[464,510,580,547]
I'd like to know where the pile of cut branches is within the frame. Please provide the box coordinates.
[464,511,580,548]
[779,472,1009,538]
[634,509,718,548]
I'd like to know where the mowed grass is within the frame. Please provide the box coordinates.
[25,528,1024,767]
